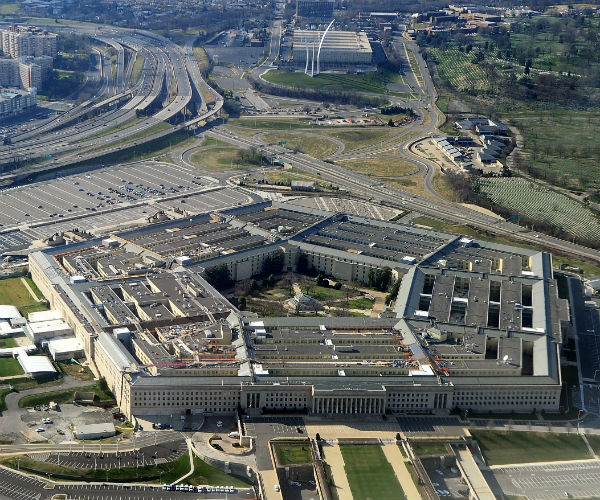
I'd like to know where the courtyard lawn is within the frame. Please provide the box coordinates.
[411,441,449,456]
[340,445,406,500]
[274,443,312,466]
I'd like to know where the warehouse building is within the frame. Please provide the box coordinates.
[292,30,373,70]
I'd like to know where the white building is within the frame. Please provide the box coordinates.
[26,319,73,343]
[16,350,56,376]
[293,30,373,70]
[45,337,85,361]
[74,422,116,440]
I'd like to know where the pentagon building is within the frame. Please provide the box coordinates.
[29,201,570,420]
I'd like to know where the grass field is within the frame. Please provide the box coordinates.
[130,54,144,85]
[83,117,143,142]
[320,128,399,151]
[190,148,257,171]
[260,168,321,186]
[186,454,251,487]
[262,69,403,95]
[336,158,418,178]
[475,177,600,241]
[340,445,405,500]
[226,118,313,131]
[202,137,229,147]
[428,48,493,93]
[471,430,590,465]
[192,46,209,72]
[0,357,24,377]
[0,277,48,317]
[0,3,19,14]
[507,109,600,191]
[274,443,312,465]
[18,382,113,408]
[260,132,337,158]
[411,442,449,456]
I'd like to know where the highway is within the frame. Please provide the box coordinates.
[0,25,224,182]
[206,125,600,265]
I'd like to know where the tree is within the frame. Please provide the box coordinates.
[367,267,392,291]
[238,297,247,310]
[204,264,233,290]
[262,250,284,277]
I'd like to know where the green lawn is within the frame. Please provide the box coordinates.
[0,3,19,14]
[186,454,252,487]
[274,443,312,465]
[471,430,590,465]
[336,158,418,177]
[0,357,24,377]
[321,128,399,151]
[301,284,346,302]
[0,337,17,349]
[347,297,375,310]
[0,277,48,317]
[506,109,600,191]
[584,435,600,455]
[190,148,257,171]
[18,381,113,408]
[411,442,449,456]
[262,69,403,95]
[202,137,230,147]
[23,277,44,301]
[340,445,405,500]
[130,54,144,85]
[260,132,337,158]
[226,118,312,130]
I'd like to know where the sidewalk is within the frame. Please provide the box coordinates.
[322,443,353,500]
[381,443,421,500]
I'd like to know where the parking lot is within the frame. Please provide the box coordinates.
[289,197,401,221]
[21,404,115,443]
[492,460,600,500]
[27,438,187,468]
[243,416,306,470]
[7,161,218,227]
[420,456,466,499]
[0,161,253,253]
[397,416,466,437]
[244,416,305,437]
[0,466,256,500]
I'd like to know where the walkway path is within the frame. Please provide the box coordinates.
[381,443,421,500]
[322,443,353,500]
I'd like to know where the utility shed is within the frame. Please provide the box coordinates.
[74,422,116,440]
